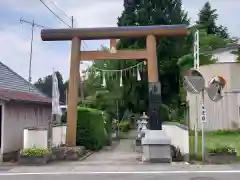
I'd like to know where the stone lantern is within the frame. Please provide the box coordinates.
[112,119,118,138]
[136,112,149,146]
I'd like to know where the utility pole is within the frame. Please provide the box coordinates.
[28,20,34,92]
[20,18,49,92]
[71,16,74,28]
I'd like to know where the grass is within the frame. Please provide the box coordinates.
[189,131,240,161]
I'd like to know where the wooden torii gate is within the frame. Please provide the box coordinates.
[41,25,188,146]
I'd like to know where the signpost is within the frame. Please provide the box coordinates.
[200,93,206,162]
[200,102,206,123]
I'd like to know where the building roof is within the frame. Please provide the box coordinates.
[0,62,51,104]
[203,43,240,55]
[0,89,52,104]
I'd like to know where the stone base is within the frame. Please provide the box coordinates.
[206,152,237,164]
[141,130,171,163]
[52,146,86,161]
[136,139,141,146]
[1,151,19,162]
[19,154,51,165]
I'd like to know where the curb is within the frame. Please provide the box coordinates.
[79,151,94,161]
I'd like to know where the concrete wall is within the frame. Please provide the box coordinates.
[187,62,240,131]
[23,125,66,149]
[23,128,48,149]
[1,102,51,154]
[163,123,189,155]
[52,125,66,147]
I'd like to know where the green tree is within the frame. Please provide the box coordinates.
[117,0,190,109]
[34,71,67,103]
[177,27,232,70]
[84,0,191,119]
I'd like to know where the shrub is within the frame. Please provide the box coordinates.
[76,107,106,151]
[20,148,51,157]
[160,104,170,122]
[207,145,237,154]
[103,112,113,145]
[119,121,130,132]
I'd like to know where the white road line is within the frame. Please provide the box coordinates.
[1,170,240,176]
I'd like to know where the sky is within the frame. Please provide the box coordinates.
[0,0,239,82]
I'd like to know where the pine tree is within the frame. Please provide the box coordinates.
[197,1,229,38]
[197,2,218,34]
[117,0,137,26]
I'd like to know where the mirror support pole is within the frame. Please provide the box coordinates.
[201,89,205,162]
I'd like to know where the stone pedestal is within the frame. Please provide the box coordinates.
[142,130,171,163]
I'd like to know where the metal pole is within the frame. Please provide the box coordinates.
[194,95,198,154]
[28,20,34,92]
[80,79,84,104]
[201,89,205,162]
[116,100,119,136]
[65,88,68,106]
[194,30,200,154]
[116,100,119,121]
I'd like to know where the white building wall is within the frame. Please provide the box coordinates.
[212,50,237,63]
[187,62,240,131]
[23,125,66,149]
[188,92,240,131]
[1,102,51,154]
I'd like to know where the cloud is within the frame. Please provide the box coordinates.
[0,0,239,83]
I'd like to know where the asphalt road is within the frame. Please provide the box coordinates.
[1,171,240,180]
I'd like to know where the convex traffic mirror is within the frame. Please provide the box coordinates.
[182,69,205,94]
[207,76,226,102]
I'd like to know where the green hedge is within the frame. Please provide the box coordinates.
[119,121,130,132]
[76,107,106,151]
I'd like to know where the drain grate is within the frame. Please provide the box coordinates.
[190,178,218,180]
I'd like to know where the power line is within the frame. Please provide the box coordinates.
[39,0,71,28]
[38,0,87,49]
[46,0,72,20]
[73,19,88,49]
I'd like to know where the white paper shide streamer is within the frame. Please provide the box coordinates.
[52,71,62,116]
[137,65,141,81]
[89,62,145,88]
[120,70,123,87]
[102,72,106,87]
